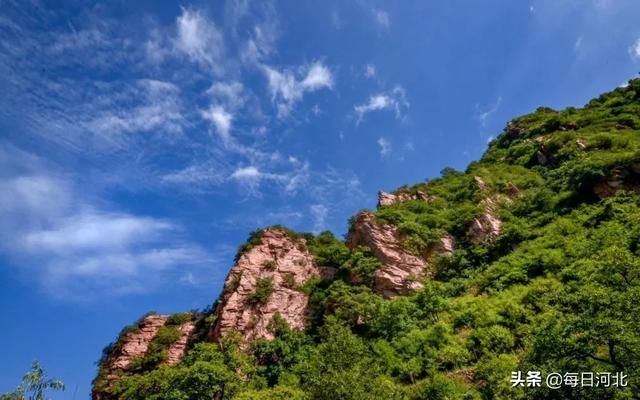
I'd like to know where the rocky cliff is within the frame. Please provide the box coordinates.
[109,315,168,370]
[210,228,319,343]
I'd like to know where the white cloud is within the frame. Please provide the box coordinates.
[208,81,245,109]
[629,37,640,61]
[175,7,225,72]
[302,63,334,89]
[476,96,503,127]
[377,137,391,157]
[85,79,186,139]
[230,165,261,180]
[354,86,409,124]
[0,145,210,300]
[263,62,333,117]
[374,9,390,29]
[365,64,376,79]
[310,204,328,233]
[228,158,310,196]
[145,28,170,65]
[202,105,233,143]
[162,162,228,188]
[22,214,172,254]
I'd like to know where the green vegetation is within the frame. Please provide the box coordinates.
[97,80,640,399]
[1,361,64,400]
[247,278,274,305]
[128,325,182,372]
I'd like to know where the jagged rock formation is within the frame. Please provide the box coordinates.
[377,190,433,207]
[210,229,319,343]
[468,197,502,244]
[347,212,428,297]
[111,315,168,370]
[468,177,503,244]
[165,321,197,366]
[428,234,455,258]
[93,314,168,400]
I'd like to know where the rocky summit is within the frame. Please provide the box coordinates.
[93,79,640,400]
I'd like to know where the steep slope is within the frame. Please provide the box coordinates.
[210,228,320,343]
[94,79,640,400]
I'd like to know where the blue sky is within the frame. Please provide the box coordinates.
[1,0,639,397]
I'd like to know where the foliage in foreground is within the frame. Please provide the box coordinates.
[1,361,64,400]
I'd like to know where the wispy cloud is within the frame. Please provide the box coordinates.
[87,79,186,138]
[373,9,390,30]
[310,204,328,233]
[263,61,334,117]
[228,157,311,196]
[331,10,343,30]
[629,37,640,61]
[364,64,376,79]
[377,137,391,157]
[354,86,409,124]
[202,105,234,143]
[175,7,226,73]
[574,35,583,51]
[476,96,503,127]
[0,144,211,300]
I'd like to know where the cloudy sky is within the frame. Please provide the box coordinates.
[1,0,639,397]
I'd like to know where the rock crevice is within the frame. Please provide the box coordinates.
[347,212,428,298]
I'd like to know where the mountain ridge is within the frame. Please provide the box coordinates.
[94,79,640,400]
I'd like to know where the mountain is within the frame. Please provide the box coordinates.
[93,79,640,400]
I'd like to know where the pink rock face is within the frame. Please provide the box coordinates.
[165,321,196,366]
[377,190,433,208]
[347,212,427,298]
[111,315,168,369]
[211,229,319,343]
[468,177,503,244]
[432,234,455,257]
[468,197,502,244]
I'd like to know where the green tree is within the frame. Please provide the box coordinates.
[1,361,64,400]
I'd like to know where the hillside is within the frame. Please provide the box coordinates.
[93,79,640,400]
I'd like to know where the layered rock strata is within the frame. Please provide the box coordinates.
[210,229,319,342]
[347,212,428,297]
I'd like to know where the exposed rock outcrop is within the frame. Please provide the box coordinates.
[593,164,640,198]
[93,314,169,400]
[347,212,428,297]
[429,234,455,258]
[210,229,319,343]
[468,177,503,244]
[165,321,197,366]
[505,121,525,139]
[377,190,433,207]
[111,314,168,369]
